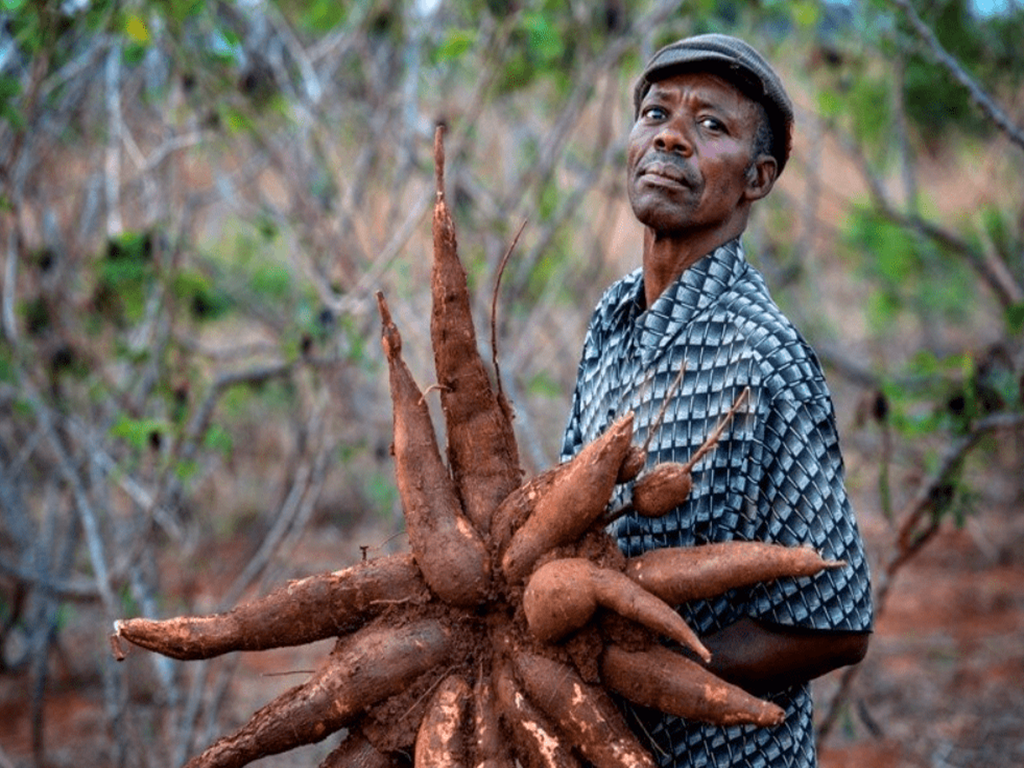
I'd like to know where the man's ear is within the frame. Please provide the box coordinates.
[744,155,778,202]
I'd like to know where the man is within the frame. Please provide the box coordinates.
[560,34,873,767]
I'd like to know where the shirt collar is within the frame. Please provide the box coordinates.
[633,238,746,363]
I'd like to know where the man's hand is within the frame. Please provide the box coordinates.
[700,616,870,696]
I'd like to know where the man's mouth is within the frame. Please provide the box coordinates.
[637,156,695,188]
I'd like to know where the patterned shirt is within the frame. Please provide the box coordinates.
[560,239,873,768]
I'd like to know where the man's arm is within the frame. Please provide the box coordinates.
[700,616,870,696]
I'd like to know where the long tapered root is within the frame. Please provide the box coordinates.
[625,541,845,606]
[501,413,634,584]
[602,643,785,728]
[415,673,472,768]
[318,725,402,768]
[514,651,657,768]
[377,291,492,607]
[473,665,515,768]
[431,125,522,535]
[113,553,428,661]
[183,619,451,768]
[493,658,581,768]
[523,557,710,662]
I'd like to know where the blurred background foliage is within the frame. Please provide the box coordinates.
[0,0,1021,766]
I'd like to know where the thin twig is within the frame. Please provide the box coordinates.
[888,0,1024,153]
[490,218,528,404]
[638,361,689,459]
[601,386,751,528]
[818,411,1024,740]
[2,226,18,343]
[683,387,751,471]
[832,124,1023,309]
[0,560,99,601]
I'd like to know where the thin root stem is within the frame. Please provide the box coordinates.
[491,218,528,404]
[683,387,751,471]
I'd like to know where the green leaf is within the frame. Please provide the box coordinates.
[302,0,347,32]
[172,270,233,322]
[817,89,841,119]
[203,424,234,456]
[174,459,198,481]
[0,344,13,383]
[124,13,150,44]
[1006,301,1024,335]
[790,0,821,28]
[0,74,21,100]
[0,74,25,129]
[222,107,256,134]
[364,472,397,514]
[250,263,292,299]
[523,12,561,60]
[110,415,170,451]
[434,28,477,63]
[527,371,560,398]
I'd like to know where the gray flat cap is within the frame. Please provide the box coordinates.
[633,33,794,176]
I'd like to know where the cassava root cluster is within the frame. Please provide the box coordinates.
[111,127,844,768]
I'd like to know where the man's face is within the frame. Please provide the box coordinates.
[627,71,766,238]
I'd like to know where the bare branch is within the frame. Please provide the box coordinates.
[0,559,99,601]
[104,42,123,237]
[2,225,18,343]
[888,0,1024,152]
[818,410,1024,739]
[833,122,1024,309]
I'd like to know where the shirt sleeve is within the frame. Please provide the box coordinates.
[744,393,874,632]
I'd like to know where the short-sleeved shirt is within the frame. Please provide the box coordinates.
[560,239,873,768]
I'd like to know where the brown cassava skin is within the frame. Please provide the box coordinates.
[602,643,785,728]
[625,541,843,606]
[489,467,556,558]
[630,462,694,518]
[522,557,711,663]
[377,292,491,607]
[616,445,647,484]
[514,651,657,768]
[318,725,402,768]
[113,553,428,661]
[414,674,472,768]
[431,127,522,536]
[183,619,451,768]
[473,667,516,768]
[629,387,752,518]
[493,658,581,768]
[501,413,634,584]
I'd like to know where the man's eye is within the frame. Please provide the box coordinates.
[699,117,724,132]
[643,106,667,121]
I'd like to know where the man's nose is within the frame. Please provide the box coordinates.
[653,117,693,156]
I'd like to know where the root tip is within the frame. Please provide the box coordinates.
[109,623,128,662]
[434,125,446,199]
[375,291,402,355]
[374,290,389,320]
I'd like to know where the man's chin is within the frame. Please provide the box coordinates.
[629,202,692,234]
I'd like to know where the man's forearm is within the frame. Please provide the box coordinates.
[700,616,870,696]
